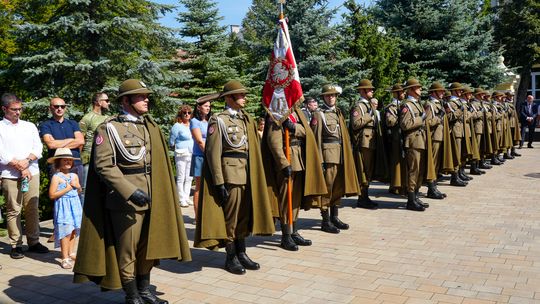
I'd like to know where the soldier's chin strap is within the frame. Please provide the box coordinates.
[128,95,145,116]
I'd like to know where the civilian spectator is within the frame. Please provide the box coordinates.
[257,117,265,138]
[47,148,82,269]
[79,92,110,200]
[0,93,49,259]
[170,105,194,207]
[39,97,85,178]
[520,95,537,148]
[190,97,212,223]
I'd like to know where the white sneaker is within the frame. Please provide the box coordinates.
[180,201,189,207]
[188,199,194,206]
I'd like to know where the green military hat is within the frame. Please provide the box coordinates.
[448,82,463,91]
[320,84,341,96]
[462,86,473,94]
[444,90,452,98]
[473,88,485,96]
[117,79,153,98]
[387,83,404,92]
[356,79,375,89]
[492,91,504,98]
[428,82,445,92]
[219,80,248,97]
[404,78,422,89]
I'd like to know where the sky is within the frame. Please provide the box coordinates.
[154,0,372,30]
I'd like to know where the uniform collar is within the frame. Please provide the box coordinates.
[429,96,440,103]
[321,103,336,112]
[406,95,418,103]
[121,111,143,123]
[391,98,400,106]
[359,97,370,104]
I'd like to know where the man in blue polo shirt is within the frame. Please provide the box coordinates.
[39,97,85,179]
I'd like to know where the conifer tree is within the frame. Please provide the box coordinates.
[242,0,366,110]
[373,0,505,88]
[5,0,179,123]
[175,0,246,112]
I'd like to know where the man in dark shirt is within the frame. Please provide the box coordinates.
[39,97,85,178]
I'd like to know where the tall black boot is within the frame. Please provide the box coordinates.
[357,188,378,209]
[291,222,312,246]
[426,182,444,200]
[235,238,260,270]
[497,154,506,162]
[279,224,298,251]
[479,159,492,169]
[490,155,502,165]
[415,189,429,208]
[137,274,168,304]
[320,209,339,234]
[434,180,447,197]
[122,280,144,304]
[406,192,425,211]
[225,242,245,275]
[450,172,467,186]
[511,147,521,157]
[459,167,472,181]
[330,205,349,230]
[470,161,484,175]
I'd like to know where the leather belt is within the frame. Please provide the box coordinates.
[323,139,342,144]
[289,140,301,146]
[222,152,248,159]
[120,165,151,175]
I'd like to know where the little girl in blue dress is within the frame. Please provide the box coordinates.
[47,148,82,269]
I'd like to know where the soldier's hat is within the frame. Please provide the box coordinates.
[47,148,80,164]
[219,80,248,98]
[428,82,445,92]
[492,91,504,98]
[117,79,153,98]
[387,83,404,92]
[462,86,473,94]
[355,79,375,89]
[320,84,342,96]
[444,90,452,98]
[473,88,485,96]
[506,91,514,96]
[448,82,463,91]
[196,93,220,104]
[404,78,422,89]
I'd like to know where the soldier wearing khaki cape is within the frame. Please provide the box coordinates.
[311,84,360,233]
[384,84,406,195]
[444,82,469,187]
[399,79,428,211]
[469,88,489,174]
[424,82,447,199]
[193,80,274,275]
[504,92,522,158]
[262,102,327,251]
[73,79,192,304]
[350,79,378,209]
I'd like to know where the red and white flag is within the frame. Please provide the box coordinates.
[261,17,303,122]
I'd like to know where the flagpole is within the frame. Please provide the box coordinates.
[277,0,293,233]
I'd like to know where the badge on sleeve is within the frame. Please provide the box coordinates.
[95,134,104,145]
[310,117,317,126]
[401,107,409,114]
[208,125,215,135]
[352,110,359,117]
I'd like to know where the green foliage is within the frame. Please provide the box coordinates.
[242,0,367,111]
[340,0,403,104]
[373,0,505,88]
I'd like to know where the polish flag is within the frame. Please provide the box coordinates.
[261,17,303,122]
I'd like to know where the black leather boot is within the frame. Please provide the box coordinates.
[357,189,378,209]
[330,205,349,230]
[320,209,339,234]
[415,190,429,208]
[497,154,506,162]
[291,222,312,246]
[225,242,246,274]
[123,280,144,304]
[490,156,502,165]
[426,182,444,199]
[235,239,260,270]
[459,167,473,181]
[280,224,298,251]
[434,181,447,197]
[470,162,484,175]
[504,152,514,159]
[137,274,168,304]
[479,160,492,169]
[406,192,425,211]
[511,147,521,157]
[450,172,467,186]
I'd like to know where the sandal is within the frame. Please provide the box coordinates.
[61,258,73,269]
[69,253,76,261]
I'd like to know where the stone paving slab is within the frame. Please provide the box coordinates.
[1,147,540,303]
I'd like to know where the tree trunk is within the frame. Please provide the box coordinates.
[517,65,532,105]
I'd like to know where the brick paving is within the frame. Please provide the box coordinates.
[1,147,540,303]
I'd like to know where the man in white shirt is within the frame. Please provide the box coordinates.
[0,93,48,259]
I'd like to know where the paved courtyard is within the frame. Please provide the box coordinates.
[1,147,540,304]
